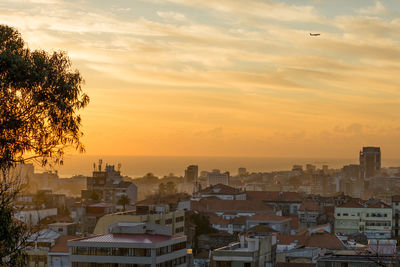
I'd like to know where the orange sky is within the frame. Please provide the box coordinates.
[2,0,400,158]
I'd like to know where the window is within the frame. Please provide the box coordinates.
[343,213,349,216]
[176,216,184,222]
[217,262,231,267]
[165,219,172,225]
[337,213,340,216]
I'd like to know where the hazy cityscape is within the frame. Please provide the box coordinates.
[1,0,400,266]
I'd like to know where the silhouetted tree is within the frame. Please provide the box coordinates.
[165,181,177,195]
[89,190,101,203]
[0,25,89,266]
[117,195,130,211]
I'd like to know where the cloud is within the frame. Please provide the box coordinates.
[357,1,388,16]
[157,11,186,21]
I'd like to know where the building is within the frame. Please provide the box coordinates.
[83,160,137,204]
[360,147,381,179]
[68,222,187,267]
[238,167,247,177]
[211,233,276,267]
[184,165,198,184]
[247,213,292,234]
[49,222,77,236]
[48,235,79,267]
[25,229,61,267]
[207,171,230,187]
[196,183,246,200]
[93,204,185,236]
[392,195,400,239]
[246,191,303,216]
[334,200,392,239]
[297,201,322,227]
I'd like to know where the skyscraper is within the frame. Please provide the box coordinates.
[359,147,381,179]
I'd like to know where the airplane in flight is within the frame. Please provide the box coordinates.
[310,33,321,36]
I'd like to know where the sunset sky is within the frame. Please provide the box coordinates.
[2,0,400,158]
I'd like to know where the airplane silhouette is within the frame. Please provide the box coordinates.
[310,33,321,36]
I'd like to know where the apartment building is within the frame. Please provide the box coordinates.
[334,200,392,239]
[93,204,185,236]
[68,222,187,267]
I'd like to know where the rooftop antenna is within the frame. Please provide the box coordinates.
[99,159,103,171]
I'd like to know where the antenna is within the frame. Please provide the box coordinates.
[99,159,103,171]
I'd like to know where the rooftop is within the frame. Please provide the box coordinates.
[49,236,79,253]
[71,233,181,244]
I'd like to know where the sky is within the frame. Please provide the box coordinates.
[1,0,400,158]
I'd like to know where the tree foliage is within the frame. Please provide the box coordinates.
[0,25,89,169]
[0,25,89,265]
[117,195,130,211]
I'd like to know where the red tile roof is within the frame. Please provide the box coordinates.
[246,191,303,202]
[366,201,391,209]
[197,184,242,195]
[249,213,291,222]
[191,199,274,213]
[338,201,364,208]
[277,232,345,250]
[299,201,320,212]
[49,236,79,253]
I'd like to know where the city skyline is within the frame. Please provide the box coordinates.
[2,0,400,158]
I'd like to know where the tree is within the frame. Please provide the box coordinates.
[158,183,166,196]
[0,25,89,266]
[117,195,130,211]
[165,181,177,195]
[88,190,101,203]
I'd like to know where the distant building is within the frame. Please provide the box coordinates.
[48,222,77,236]
[238,167,247,177]
[360,147,381,179]
[306,164,316,173]
[392,195,400,240]
[207,170,230,187]
[184,165,198,184]
[211,233,276,267]
[196,184,246,200]
[68,222,187,267]
[93,204,185,236]
[83,160,138,204]
[292,165,303,172]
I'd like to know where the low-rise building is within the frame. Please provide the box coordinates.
[247,213,291,234]
[68,222,187,267]
[93,204,185,236]
[334,200,392,239]
[211,233,276,267]
[196,183,246,200]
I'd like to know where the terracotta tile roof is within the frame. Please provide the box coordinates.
[208,214,246,226]
[247,225,278,234]
[366,201,391,209]
[249,213,291,222]
[338,201,364,208]
[277,232,345,250]
[197,184,242,195]
[286,216,299,230]
[49,235,79,253]
[299,201,320,212]
[246,191,303,202]
[191,199,274,213]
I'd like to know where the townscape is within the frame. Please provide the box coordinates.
[1,0,400,266]
[9,146,400,266]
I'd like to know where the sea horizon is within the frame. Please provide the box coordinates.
[32,155,400,179]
